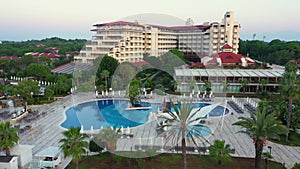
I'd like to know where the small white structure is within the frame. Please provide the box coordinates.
[0,156,18,169]
[34,146,62,168]
[10,144,34,168]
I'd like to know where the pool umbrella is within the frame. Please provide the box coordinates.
[126,126,130,134]
[90,125,94,134]
[120,126,124,134]
[80,125,84,134]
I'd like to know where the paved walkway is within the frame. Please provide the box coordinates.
[17,93,300,169]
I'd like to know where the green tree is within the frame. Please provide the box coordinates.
[95,126,120,169]
[26,63,51,81]
[209,140,232,165]
[233,100,288,169]
[160,101,210,169]
[241,79,249,93]
[127,77,142,107]
[13,79,39,101]
[259,79,268,92]
[59,127,88,169]
[96,55,119,85]
[53,74,72,94]
[38,56,52,66]
[101,70,110,91]
[280,61,300,142]
[0,122,19,156]
[44,88,54,101]
[204,81,212,92]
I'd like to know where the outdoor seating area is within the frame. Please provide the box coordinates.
[244,103,256,114]
[228,101,244,114]
[16,110,48,124]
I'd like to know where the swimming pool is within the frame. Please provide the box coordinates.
[61,100,229,130]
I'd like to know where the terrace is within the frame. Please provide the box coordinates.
[14,92,300,169]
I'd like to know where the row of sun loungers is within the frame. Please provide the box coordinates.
[133,145,235,154]
[244,103,256,114]
[228,101,244,114]
[16,111,48,123]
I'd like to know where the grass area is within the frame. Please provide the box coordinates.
[270,132,300,146]
[66,152,286,169]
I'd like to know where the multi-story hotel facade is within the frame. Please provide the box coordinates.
[74,11,240,63]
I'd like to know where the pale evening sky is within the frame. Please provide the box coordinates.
[0,0,300,41]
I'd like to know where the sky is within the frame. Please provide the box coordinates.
[0,0,300,41]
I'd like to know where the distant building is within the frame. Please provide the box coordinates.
[201,44,255,67]
[74,11,240,63]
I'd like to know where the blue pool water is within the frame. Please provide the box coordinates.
[61,100,229,130]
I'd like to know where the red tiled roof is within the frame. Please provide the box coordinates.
[132,61,149,67]
[51,62,72,70]
[222,44,233,49]
[295,58,300,63]
[32,53,60,58]
[0,56,19,59]
[93,21,141,27]
[93,21,211,31]
[217,52,255,64]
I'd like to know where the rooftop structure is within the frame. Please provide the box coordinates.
[74,11,240,63]
[51,62,93,74]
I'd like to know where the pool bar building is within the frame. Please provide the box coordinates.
[175,68,285,93]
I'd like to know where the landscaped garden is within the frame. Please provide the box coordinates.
[66,153,286,169]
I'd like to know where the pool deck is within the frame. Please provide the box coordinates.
[18,92,300,169]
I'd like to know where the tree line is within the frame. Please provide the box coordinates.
[239,39,300,65]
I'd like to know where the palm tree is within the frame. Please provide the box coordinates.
[241,79,249,93]
[59,127,88,169]
[159,101,210,169]
[204,81,212,93]
[101,70,110,92]
[233,100,288,169]
[209,140,232,165]
[96,126,120,169]
[0,122,19,156]
[280,61,300,142]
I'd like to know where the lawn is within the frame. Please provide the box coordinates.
[66,152,286,169]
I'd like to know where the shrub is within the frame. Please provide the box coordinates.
[292,163,300,169]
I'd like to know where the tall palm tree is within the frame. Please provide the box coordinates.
[233,100,288,169]
[241,79,249,93]
[159,101,210,169]
[0,122,19,156]
[101,70,110,92]
[280,61,300,142]
[95,126,120,169]
[209,140,232,165]
[59,127,88,169]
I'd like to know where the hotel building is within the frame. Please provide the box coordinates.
[74,11,240,63]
